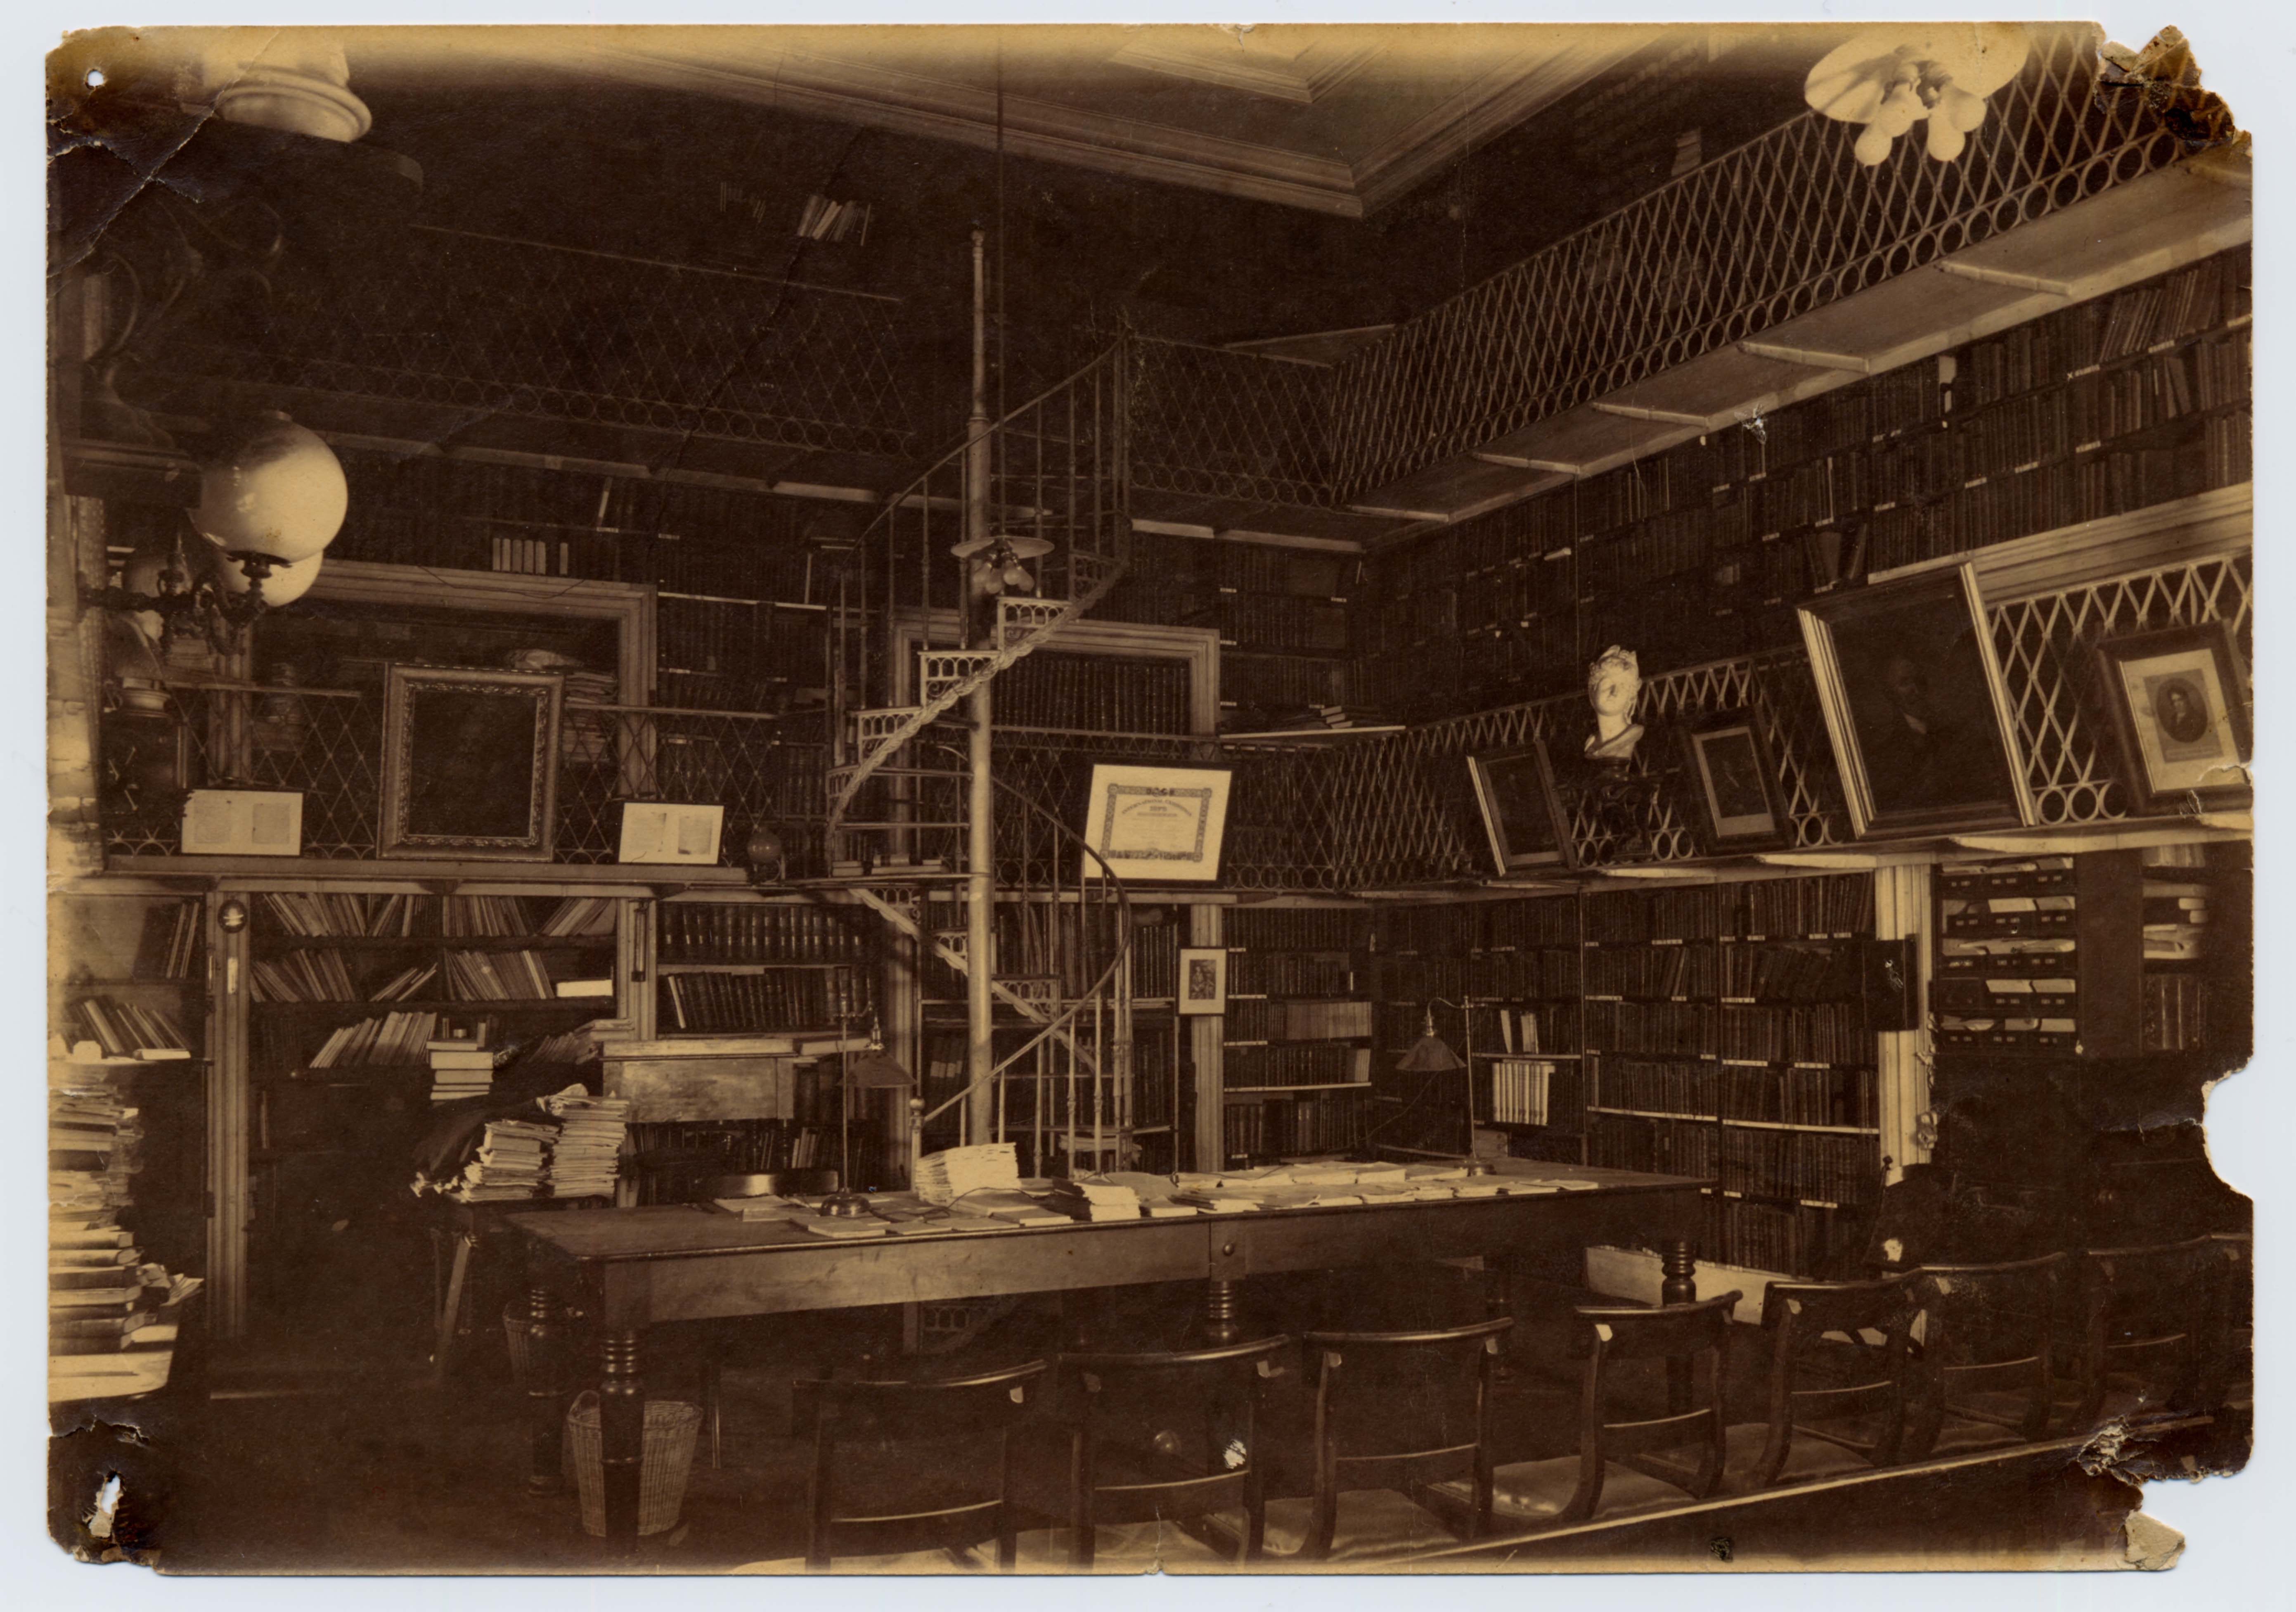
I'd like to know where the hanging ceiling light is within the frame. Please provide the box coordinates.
[952,531,1053,595]
[1805,24,2030,166]
[90,410,347,652]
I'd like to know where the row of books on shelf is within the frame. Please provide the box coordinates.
[1590,1112,1719,1178]
[1958,256,2244,403]
[1131,924,1179,1000]
[66,997,192,1061]
[1378,896,1577,954]
[659,966,872,1034]
[1720,1128,1881,1206]
[258,891,617,940]
[1228,998,1374,1042]
[1228,952,1355,997]
[1191,546,1350,598]
[307,1010,446,1069]
[1193,594,1349,653]
[1707,1198,1865,1280]
[133,902,202,981]
[249,949,606,1004]
[621,1119,841,1205]
[1719,1003,1870,1064]
[1485,1057,1577,1126]
[1224,1042,1368,1088]
[1221,651,1344,717]
[1719,1064,1879,1129]
[1378,949,1581,1002]
[1377,1000,1577,1057]
[1585,877,1875,941]
[656,594,825,685]
[659,902,865,965]
[1227,909,1363,951]
[994,650,1194,735]
[1224,1087,1368,1161]
[2140,974,2207,1053]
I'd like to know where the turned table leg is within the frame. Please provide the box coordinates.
[599,1328,646,1545]
[1203,1277,1243,1346]
[1661,1237,1698,1415]
[524,1281,567,1496]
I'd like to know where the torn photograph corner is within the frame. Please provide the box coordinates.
[42,14,2258,1581]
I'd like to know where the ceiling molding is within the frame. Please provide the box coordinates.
[1108,33,1384,107]
[1349,28,1662,213]
[582,41,1370,216]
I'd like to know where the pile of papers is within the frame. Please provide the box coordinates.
[540,1089,628,1198]
[453,1117,557,1202]
[914,1143,1020,1207]
[1045,1178,1140,1222]
[960,1188,1074,1227]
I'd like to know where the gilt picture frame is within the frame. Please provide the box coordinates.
[1466,738,1577,875]
[2093,621,2253,815]
[1681,709,1792,853]
[379,666,563,860]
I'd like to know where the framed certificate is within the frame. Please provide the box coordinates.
[1079,763,1232,883]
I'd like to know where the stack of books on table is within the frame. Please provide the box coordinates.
[452,1117,557,1202]
[540,1090,629,1198]
[913,1143,1021,1207]
[428,1038,498,1104]
[1045,1178,1140,1221]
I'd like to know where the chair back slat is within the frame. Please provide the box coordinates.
[1904,1252,2069,1456]
[1576,1295,1737,1361]
[1056,1337,1289,1567]
[791,1359,1048,1570]
[1747,1274,1914,1489]
[1556,1292,1739,1523]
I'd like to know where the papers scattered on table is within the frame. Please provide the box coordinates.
[1044,1178,1140,1222]
[800,1218,892,1239]
[915,1143,1021,1206]
[711,1195,810,1221]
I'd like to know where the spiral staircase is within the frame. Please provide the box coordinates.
[823,339,1143,1174]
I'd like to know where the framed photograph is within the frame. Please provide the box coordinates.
[380,667,563,860]
[2093,622,2252,813]
[1798,563,2033,838]
[1080,763,1232,883]
[615,801,725,865]
[1680,710,1790,852]
[1465,739,1576,875]
[1177,948,1228,1015]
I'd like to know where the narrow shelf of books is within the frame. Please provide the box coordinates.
[50,892,210,1403]
[1223,906,1373,1165]
[655,899,873,1035]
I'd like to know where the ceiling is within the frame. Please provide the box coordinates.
[335,24,1670,219]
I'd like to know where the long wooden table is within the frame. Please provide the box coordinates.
[508,1161,1708,1542]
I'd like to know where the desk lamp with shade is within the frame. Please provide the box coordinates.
[816,1021,914,1218]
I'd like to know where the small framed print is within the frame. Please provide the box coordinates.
[1681,710,1790,852]
[380,666,563,860]
[1177,948,1227,1015]
[1081,763,1232,883]
[615,801,725,865]
[2094,622,2252,814]
[180,789,303,857]
[1465,739,1576,875]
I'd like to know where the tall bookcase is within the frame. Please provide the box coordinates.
[1368,895,1586,1165]
[1221,907,1373,1164]
[243,892,622,1321]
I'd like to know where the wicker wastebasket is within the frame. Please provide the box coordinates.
[563,1391,703,1537]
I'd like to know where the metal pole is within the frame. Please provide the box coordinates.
[962,223,999,1147]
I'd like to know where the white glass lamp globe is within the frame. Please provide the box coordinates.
[206,548,325,609]
[191,412,348,564]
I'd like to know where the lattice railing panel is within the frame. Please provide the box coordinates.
[138,226,916,460]
[1127,336,1337,509]
[101,689,831,871]
[1324,650,1852,887]
[1989,554,2252,826]
[1328,26,2234,496]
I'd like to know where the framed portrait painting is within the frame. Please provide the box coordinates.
[1465,739,1576,875]
[1080,763,1232,883]
[1798,563,2033,838]
[1177,948,1227,1015]
[1680,710,1790,852]
[2093,622,2252,814]
[379,666,563,860]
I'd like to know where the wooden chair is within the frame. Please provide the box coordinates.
[1020,1336,1292,1570]
[1903,1251,2069,1458]
[1261,1316,1513,1562]
[1433,1292,1743,1532]
[2074,1236,2217,1430]
[1731,1275,1915,1491]
[785,1359,1047,1571]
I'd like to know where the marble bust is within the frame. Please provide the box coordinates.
[1584,645,1645,763]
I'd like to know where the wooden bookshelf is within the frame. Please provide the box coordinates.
[1222,906,1373,1164]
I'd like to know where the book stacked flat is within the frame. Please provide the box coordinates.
[540,1090,629,1198]
[428,1038,498,1105]
[453,1117,557,1202]
[914,1143,1021,1207]
[1045,1178,1140,1222]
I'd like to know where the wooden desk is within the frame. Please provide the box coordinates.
[509,1162,1707,1542]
